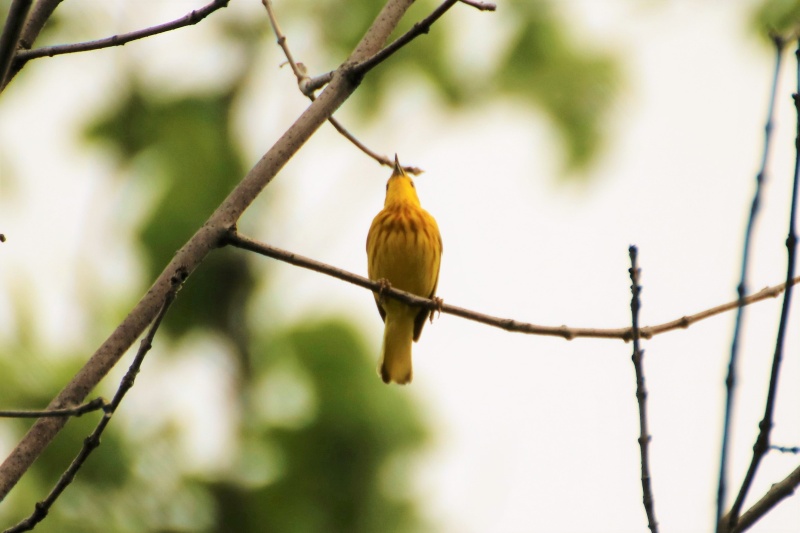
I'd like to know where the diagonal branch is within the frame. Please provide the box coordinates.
[628,246,658,533]
[3,0,229,90]
[719,463,800,533]
[14,0,228,62]
[0,0,461,502]
[296,0,495,96]
[350,0,458,77]
[457,0,496,11]
[0,0,63,89]
[17,0,61,50]
[4,275,182,533]
[224,230,800,342]
[0,0,33,88]
[715,34,786,529]
[724,38,800,532]
[0,398,106,419]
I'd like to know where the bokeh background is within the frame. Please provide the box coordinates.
[1,0,799,531]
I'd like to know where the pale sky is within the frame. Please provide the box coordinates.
[1,1,799,532]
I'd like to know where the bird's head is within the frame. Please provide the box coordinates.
[384,155,420,206]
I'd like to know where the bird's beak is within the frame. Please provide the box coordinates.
[393,154,404,177]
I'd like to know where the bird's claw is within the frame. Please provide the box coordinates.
[376,278,392,304]
[430,296,444,323]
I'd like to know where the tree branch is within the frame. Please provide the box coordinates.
[770,445,800,454]
[224,230,800,342]
[13,0,229,63]
[457,0,496,11]
[0,0,62,89]
[716,34,786,529]
[0,398,106,419]
[724,38,800,531]
[298,0,495,95]
[17,0,60,50]
[0,0,452,502]
[0,0,32,88]
[4,276,181,533]
[628,246,658,533]
[719,463,800,533]
[350,0,459,77]
[263,0,424,174]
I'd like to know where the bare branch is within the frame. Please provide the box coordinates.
[458,0,497,11]
[725,39,800,531]
[716,35,786,529]
[1,0,63,89]
[290,0,478,95]
[262,0,424,174]
[0,0,33,88]
[0,0,428,501]
[0,398,106,419]
[351,0,458,78]
[263,0,305,82]
[302,71,334,95]
[4,276,182,533]
[13,0,229,62]
[719,464,800,533]
[628,246,659,533]
[771,445,800,454]
[225,230,800,342]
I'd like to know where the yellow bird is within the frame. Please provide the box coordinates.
[366,156,442,384]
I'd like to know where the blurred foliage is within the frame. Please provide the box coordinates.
[752,0,800,39]
[306,0,621,172]
[499,2,617,170]
[85,87,253,341]
[209,320,428,533]
[1,320,427,533]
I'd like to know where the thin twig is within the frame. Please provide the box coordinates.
[302,72,334,95]
[715,34,786,530]
[4,273,183,533]
[278,0,495,95]
[263,0,304,82]
[457,0,497,11]
[724,39,800,532]
[224,230,800,342]
[719,463,800,533]
[0,0,33,89]
[350,0,459,78]
[628,246,658,533]
[13,0,229,63]
[0,398,106,419]
[770,445,800,454]
[262,0,424,174]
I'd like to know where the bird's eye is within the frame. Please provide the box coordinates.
[409,180,415,188]
[385,182,389,191]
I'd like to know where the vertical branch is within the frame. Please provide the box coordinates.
[628,246,659,533]
[723,38,800,532]
[715,34,786,530]
[0,0,33,88]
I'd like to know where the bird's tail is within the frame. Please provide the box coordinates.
[378,309,415,384]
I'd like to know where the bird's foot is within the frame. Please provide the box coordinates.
[430,296,444,323]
